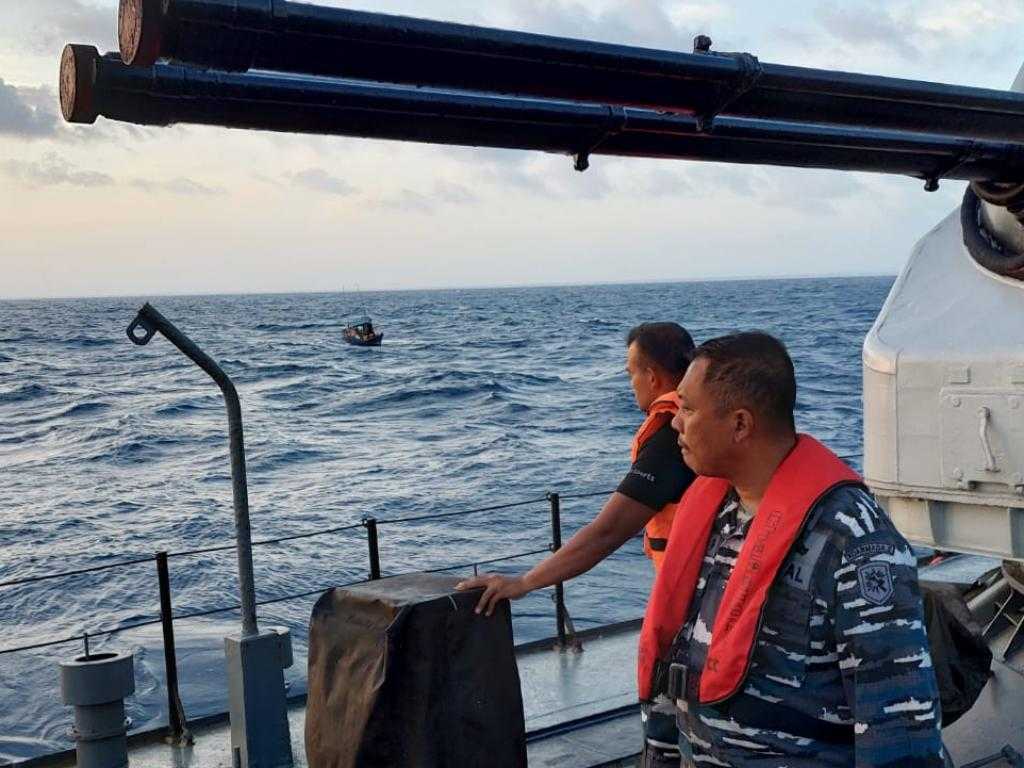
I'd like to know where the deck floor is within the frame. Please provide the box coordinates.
[23,622,643,768]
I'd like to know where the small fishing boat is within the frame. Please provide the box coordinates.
[343,313,383,347]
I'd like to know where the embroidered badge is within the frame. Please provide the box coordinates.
[857,563,894,605]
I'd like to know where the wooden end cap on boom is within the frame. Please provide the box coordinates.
[60,44,99,124]
[118,0,164,67]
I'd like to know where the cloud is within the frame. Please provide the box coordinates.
[289,168,357,196]
[432,180,479,205]
[631,162,864,214]
[1,153,113,187]
[812,0,1024,63]
[371,180,480,212]
[498,0,713,50]
[373,189,436,213]
[813,5,921,60]
[3,0,115,55]
[130,177,225,195]
[0,80,60,139]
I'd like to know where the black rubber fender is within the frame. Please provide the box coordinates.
[961,184,1024,279]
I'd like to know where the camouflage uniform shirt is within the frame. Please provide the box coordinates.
[669,484,945,767]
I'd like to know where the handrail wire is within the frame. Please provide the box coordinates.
[0,548,551,657]
[557,489,614,501]
[1,496,554,586]
[167,521,366,559]
[423,547,551,574]
[0,461,865,591]
[0,555,156,590]
[375,496,549,525]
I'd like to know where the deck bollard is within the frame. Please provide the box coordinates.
[60,650,135,768]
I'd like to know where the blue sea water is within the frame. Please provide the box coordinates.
[0,277,892,761]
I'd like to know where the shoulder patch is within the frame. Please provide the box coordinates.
[857,563,894,605]
[846,541,895,561]
[780,530,829,591]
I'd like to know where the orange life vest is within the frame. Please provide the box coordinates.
[630,391,682,571]
[637,434,861,704]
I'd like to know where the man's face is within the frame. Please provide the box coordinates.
[670,358,735,477]
[625,342,656,412]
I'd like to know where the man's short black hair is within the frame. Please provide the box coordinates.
[693,332,796,431]
[626,322,695,382]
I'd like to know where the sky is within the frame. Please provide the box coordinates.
[1,0,1023,299]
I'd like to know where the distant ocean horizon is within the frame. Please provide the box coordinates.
[0,275,892,761]
[0,272,898,303]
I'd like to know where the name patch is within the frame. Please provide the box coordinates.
[847,542,895,561]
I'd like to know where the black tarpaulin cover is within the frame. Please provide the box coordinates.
[305,573,527,768]
[920,581,993,727]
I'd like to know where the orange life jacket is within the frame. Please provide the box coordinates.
[637,434,861,704]
[630,391,682,571]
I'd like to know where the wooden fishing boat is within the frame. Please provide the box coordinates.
[342,315,383,347]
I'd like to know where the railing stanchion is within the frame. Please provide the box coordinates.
[363,518,382,580]
[547,493,568,649]
[156,551,193,746]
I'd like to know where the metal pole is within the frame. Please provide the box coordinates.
[156,552,192,746]
[61,45,1024,188]
[118,0,1024,145]
[126,303,259,637]
[126,304,292,768]
[547,493,568,648]
[363,518,381,580]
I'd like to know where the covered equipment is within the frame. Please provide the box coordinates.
[305,574,527,768]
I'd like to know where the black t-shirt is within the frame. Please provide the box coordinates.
[616,418,695,510]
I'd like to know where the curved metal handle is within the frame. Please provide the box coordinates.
[978,406,999,472]
[126,313,157,345]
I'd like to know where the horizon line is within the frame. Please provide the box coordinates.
[0,271,897,302]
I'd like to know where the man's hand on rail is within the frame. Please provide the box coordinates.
[455,573,530,616]
[455,492,657,616]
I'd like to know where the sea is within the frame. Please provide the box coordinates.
[0,276,892,761]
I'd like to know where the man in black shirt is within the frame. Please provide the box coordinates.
[456,322,696,767]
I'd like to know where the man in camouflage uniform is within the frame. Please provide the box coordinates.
[651,332,944,767]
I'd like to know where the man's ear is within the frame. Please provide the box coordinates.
[646,365,660,389]
[732,408,755,443]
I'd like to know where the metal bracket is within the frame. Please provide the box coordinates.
[572,105,628,172]
[691,36,763,133]
[923,142,982,191]
[549,592,583,652]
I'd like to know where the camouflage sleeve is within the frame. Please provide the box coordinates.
[828,487,946,768]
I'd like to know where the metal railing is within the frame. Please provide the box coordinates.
[0,457,862,746]
[0,487,614,744]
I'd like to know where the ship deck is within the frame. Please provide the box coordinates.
[19,620,644,768]
[18,557,1024,768]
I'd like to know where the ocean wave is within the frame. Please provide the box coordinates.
[254,321,336,332]
[0,382,53,403]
